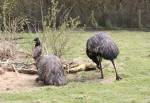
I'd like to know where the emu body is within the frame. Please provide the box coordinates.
[86,32,121,80]
[33,37,66,86]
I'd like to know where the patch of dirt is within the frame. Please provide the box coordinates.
[0,71,40,91]
[0,69,118,91]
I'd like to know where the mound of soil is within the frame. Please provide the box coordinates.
[0,71,39,91]
[0,71,115,91]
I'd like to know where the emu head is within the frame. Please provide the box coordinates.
[34,37,41,47]
[33,37,42,60]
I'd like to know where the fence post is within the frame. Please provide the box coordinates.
[138,9,143,29]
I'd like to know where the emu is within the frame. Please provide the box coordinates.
[86,32,122,80]
[33,37,66,86]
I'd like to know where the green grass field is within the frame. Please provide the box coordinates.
[0,30,150,103]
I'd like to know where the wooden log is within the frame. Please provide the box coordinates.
[66,63,97,74]
[18,69,37,74]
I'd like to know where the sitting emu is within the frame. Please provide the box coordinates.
[86,32,122,80]
[33,37,66,85]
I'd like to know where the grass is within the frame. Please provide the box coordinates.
[0,30,150,103]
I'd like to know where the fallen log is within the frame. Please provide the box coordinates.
[18,69,37,74]
[67,63,96,73]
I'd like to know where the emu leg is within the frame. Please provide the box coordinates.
[111,60,122,80]
[98,62,104,79]
[96,57,103,79]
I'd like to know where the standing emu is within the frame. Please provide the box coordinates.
[33,37,66,86]
[86,32,122,80]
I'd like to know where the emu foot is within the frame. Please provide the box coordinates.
[116,76,122,81]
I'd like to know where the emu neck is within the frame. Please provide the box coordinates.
[34,55,42,64]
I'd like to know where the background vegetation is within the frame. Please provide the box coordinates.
[0,0,150,32]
